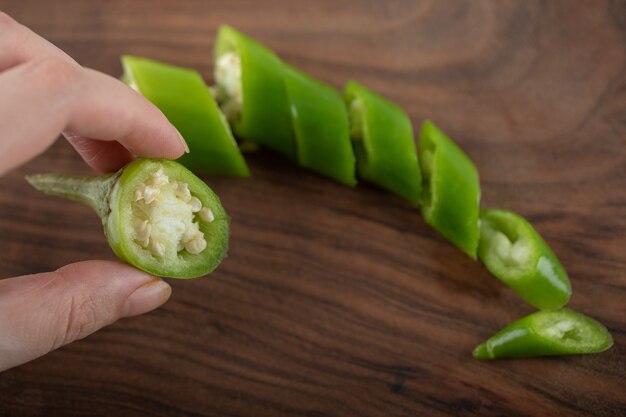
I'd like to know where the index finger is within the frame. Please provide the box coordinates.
[65,67,189,160]
[0,58,188,175]
[0,12,188,174]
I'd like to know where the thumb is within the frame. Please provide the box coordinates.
[0,260,171,372]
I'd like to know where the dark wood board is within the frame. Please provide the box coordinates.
[0,1,625,415]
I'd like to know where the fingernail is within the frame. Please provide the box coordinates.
[125,279,172,317]
[176,129,190,154]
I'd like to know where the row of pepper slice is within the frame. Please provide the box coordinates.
[31,25,613,360]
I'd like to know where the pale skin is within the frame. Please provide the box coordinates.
[0,12,190,371]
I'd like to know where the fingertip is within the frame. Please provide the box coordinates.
[123,100,188,160]
[67,69,188,161]
[124,279,172,318]
[176,128,190,154]
[62,261,172,317]
[151,121,188,160]
[56,260,172,321]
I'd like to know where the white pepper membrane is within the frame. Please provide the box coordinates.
[132,168,214,257]
[214,52,243,123]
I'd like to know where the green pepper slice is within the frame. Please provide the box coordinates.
[418,120,480,258]
[214,25,296,160]
[473,309,613,360]
[121,56,249,177]
[344,81,422,204]
[26,159,229,279]
[282,64,356,186]
[478,209,572,309]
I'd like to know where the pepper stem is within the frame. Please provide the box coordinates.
[26,172,119,220]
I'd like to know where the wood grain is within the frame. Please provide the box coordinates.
[0,1,625,416]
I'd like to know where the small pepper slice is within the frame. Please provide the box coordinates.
[121,55,249,177]
[473,309,613,360]
[344,81,422,204]
[26,159,229,279]
[418,121,480,258]
[214,25,296,160]
[282,64,356,186]
[478,209,572,309]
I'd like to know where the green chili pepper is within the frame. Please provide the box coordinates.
[282,64,356,186]
[418,120,480,258]
[26,159,229,279]
[478,209,572,309]
[214,25,296,160]
[121,56,249,177]
[344,81,422,204]
[473,309,613,360]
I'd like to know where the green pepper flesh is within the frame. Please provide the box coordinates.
[418,120,480,258]
[121,55,249,177]
[473,309,613,359]
[478,209,572,309]
[344,81,422,204]
[283,65,356,186]
[214,25,296,160]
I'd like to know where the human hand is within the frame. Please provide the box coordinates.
[0,12,188,371]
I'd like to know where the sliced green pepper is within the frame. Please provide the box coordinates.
[344,81,422,204]
[473,309,613,360]
[418,121,480,258]
[282,64,356,186]
[478,209,572,309]
[214,25,296,160]
[121,56,249,177]
[26,159,229,279]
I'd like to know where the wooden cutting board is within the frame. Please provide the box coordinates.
[0,1,624,415]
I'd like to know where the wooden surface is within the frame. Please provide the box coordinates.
[1,1,625,416]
